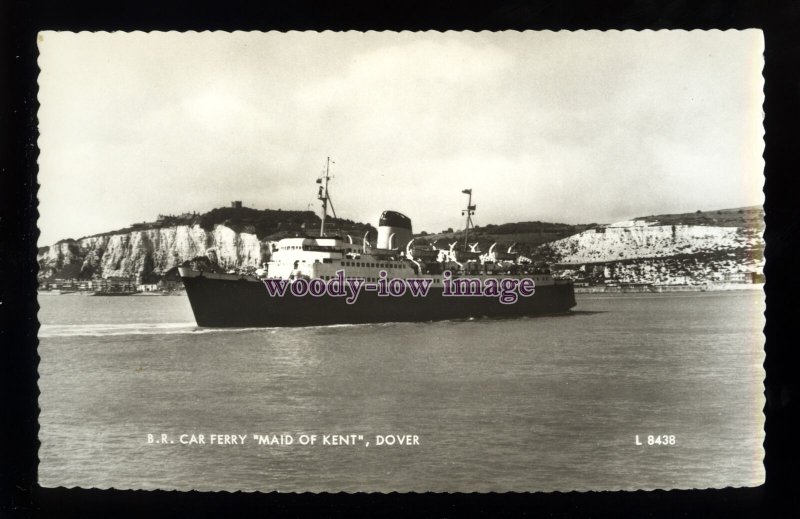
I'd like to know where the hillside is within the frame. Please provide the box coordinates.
[536,223,758,264]
[634,206,764,228]
[38,205,374,282]
[416,206,763,257]
[537,206,764,286]
[38,205,764,286]
[417,221,597,257]
[81,206,372,242]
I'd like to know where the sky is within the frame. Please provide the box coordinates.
[37,30,764,244]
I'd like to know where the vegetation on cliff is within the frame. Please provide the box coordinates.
[83,206,373,241]
[417,221,597,258]
[635,206,763,229]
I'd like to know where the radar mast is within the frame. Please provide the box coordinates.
[461,188,476,249]
[317,157,337,236]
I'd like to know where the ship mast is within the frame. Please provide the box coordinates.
[317,157,337,236]
[461,188,476,250]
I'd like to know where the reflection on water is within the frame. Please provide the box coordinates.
[37,291,765,492]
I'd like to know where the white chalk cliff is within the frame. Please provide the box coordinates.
[538,221,761,264]
[38,224,265,279]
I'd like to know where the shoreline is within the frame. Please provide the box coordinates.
[37,291,186,296]
[574,283,764,294]
[36,285,763,298]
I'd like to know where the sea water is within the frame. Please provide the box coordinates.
[37,290,765,492]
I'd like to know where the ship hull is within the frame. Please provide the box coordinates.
[180,272,577,327]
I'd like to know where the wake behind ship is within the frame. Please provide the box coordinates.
[179,159,575,327]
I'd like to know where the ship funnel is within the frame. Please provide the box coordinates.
[377,211,412,251]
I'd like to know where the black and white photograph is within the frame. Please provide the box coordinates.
[34,30,765,493]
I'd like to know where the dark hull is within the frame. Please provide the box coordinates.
[181,275,577,327]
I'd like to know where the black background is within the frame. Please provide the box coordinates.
[2,1,799,517]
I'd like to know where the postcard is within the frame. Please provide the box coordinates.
[36,30,765,492]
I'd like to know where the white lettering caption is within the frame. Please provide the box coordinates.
[635,434,676,446]
[147,433,420,448]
